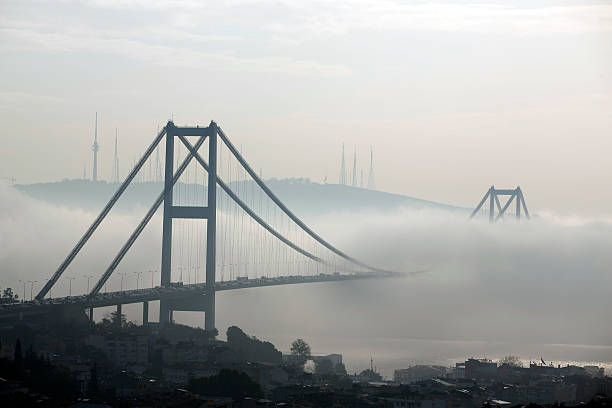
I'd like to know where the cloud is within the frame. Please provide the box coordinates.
[260,1,612,37]
[78,0,612,36]
[0,4,351,77]
[2,1,609,79]
[0,91,67,113]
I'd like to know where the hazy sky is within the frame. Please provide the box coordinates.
[1,0,611,215]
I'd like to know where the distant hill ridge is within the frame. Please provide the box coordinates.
[15,178,463,216]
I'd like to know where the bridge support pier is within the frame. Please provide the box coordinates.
[142,301,148,325]
[159,301,170,324]
[89,307,94,322]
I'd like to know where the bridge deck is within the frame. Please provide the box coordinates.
[0,272,401,317]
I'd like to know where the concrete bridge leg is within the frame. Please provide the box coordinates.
[159,301,170,325]
[205,122,217,334]
[142,301,149,325]
[159,122,174,326]
[89,307,94,322]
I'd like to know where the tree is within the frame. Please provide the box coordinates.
[109,310,126,329]
[499,355,523,367]
[206,328,219,339]
[226,326,282,364]
[290,338,311,359]
[2,288,17,301]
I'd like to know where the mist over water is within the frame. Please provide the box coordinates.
[1,183,611,377]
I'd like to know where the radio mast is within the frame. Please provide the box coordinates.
[367,146,375,189]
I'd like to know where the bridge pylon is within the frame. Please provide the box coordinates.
[160,121,217,332]
[470,186,530,222]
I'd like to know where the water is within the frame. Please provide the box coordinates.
[175,277,612,379]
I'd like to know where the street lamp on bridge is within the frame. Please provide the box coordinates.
[148,270,156,288]
[18,280,26,302]
[133,271,143,290]
[118,272,127,291]
[83,275,94,293]
[66,276,76,296]
[27,280,38,301]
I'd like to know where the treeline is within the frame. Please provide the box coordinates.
[0,339,79,403]
[226,326,282,364]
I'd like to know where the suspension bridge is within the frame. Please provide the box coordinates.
[0,121,400,330]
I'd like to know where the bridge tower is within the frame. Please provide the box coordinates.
[470,186,530,222]
[34,119,390,334]
[160,122,217,332]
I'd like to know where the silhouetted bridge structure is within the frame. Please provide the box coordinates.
[2,121,399,329]
[0,272,395,323]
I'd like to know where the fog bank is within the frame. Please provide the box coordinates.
[1,183,611,376]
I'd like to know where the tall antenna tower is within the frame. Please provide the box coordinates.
[352,146,357,187]
[367,145,375,189]
[92,112,99,181]
[113,128,119,182]
[339,143,346,185]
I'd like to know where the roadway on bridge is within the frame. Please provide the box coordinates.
[0,272,402,318]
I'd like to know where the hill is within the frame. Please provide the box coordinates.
[14,178,464,217]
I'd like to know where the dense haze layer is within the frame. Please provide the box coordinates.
[1,183,611,376]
